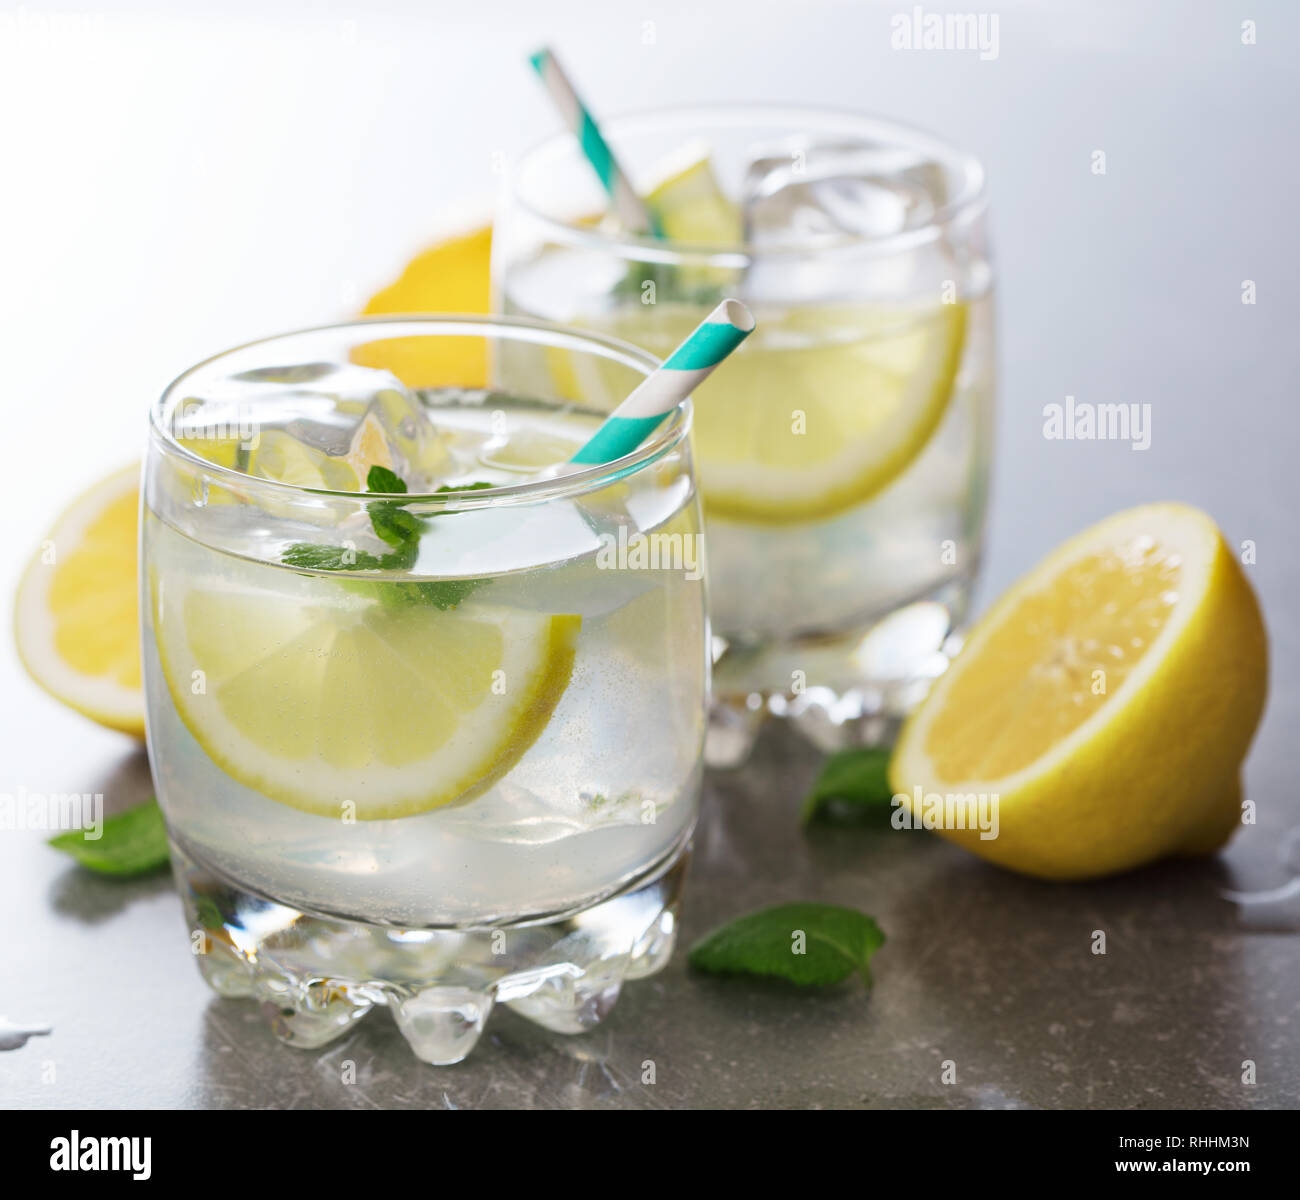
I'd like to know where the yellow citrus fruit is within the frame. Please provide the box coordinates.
[14,465,144,736]
[890,503,1268,880]
[353,225,492,388]
[153,566,580,819]
[612,300,966,523]
[647,151,744,246]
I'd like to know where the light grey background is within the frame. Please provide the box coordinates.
[1,0,1296,1108]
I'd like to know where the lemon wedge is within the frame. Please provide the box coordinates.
[647,151,744,246]
[890,503,1268,880]
[153,569,580,819]
[15,465,145,736]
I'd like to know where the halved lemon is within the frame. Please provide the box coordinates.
[14,465,145,736]
[153,571,580,819]
[354,224,492,388]
[614,299,966,523]
[890,503,1268,880]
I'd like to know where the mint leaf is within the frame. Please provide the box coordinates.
[801,747,895,826]
[409,578,481,609]
[369,504,423,549]
[378,481,497,608]
[48,799,169,877]
[283,465,422,572]
[689,903,885,987]
[366,464,407,494]
[366,466,424,551]
[281,472,492,610]
[282,542,390,571]
[360,577,479,611]
[194,895,226,931]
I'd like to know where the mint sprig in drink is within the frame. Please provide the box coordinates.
[499,104,995,762]
[143,317,713,1064]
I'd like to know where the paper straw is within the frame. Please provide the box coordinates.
[569,299,755,465]
[528,46,663,237]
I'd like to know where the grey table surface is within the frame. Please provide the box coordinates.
[1,0,1298,1109]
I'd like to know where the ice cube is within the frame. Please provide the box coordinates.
[360,381,451,486]
[739,139,956,303]
[175,361,448,491]
[743,140,948,242]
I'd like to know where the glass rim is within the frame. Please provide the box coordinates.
[151,313,690,511]
[509,103,989,262]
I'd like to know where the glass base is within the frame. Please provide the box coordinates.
[706,577,973,767]
[172,838,688,1066]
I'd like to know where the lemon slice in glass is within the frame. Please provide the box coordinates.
[613,299,966,523]
[154,574,580,819]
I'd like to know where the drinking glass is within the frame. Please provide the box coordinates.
[495,106,995,762]
[142,316,708,1064]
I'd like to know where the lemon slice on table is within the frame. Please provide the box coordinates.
[14,465,145,736]
[615,299,966,524]
[890,503,1268,880]
[154,573,580,820]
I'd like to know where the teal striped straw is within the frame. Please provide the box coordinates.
[570,299,755,465]
[528,46,664,237]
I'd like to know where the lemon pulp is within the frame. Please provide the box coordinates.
[890,503,1268,880]
[14,465,145,736]
[926,538,1182,780]
[611,300,966,523]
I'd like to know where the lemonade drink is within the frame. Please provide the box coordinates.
[142,318,708,1063]
[497,108,995,754]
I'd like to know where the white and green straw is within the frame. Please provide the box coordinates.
[570,299,755,466]
[528,46,664,237]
